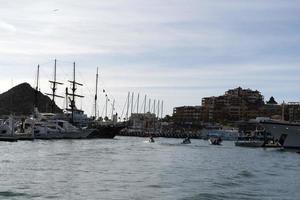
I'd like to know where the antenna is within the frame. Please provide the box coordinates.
[45,59,64,113]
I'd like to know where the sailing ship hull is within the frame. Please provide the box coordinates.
[87,125,124,139]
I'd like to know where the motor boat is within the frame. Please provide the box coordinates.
[182,137,191,144]
[209,136,222,145]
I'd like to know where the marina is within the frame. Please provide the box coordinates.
[1,0,300,199]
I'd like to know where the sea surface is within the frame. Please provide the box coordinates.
[0,137,299,200]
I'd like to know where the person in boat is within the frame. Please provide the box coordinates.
[149,135,155,143]
[183,136,191,144]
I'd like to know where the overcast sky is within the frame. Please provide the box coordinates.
[1,0,300,117]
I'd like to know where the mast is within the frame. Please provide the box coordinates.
[282,101,285,121]
[66,62,84,124]
[144,94,147,113]
[111,99,115,120]
[161,100,164,118]
[126,92,130,120]
[131,92,134,115]
[157,100,160,119]
[137,93,140,113]
[148,98,151,113]
[153,99,156,115]
[105,94,108,119]
[45,59,64,113]
[94,67,99,119]
[34,64,40,108]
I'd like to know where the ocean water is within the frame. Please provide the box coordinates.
[0,137,299,200]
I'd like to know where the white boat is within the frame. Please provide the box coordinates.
[19,109,95,140]
[201,128,238,141]
[259,119,300,149]
[0,118,18,142]
[234,130,270,148]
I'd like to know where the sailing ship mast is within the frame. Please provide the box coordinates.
[45,59,64,113]
[94,67,99,119]
[66,62,84,124]
[34,64,40,108]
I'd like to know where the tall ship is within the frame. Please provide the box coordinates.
[22,60,97,140]
[86,67,125,139]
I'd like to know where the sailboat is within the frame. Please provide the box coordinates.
[87,67,125,139]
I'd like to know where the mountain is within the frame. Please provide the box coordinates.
[0,82,62,116]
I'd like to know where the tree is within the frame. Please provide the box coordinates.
[267,96,278,105]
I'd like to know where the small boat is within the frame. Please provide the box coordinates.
[149,136,155,143]
[209,136,222,145]
[235,130,272,148]
[182,137,191,144]
[235,140,264,147]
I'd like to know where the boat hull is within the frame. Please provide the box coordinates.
[87,125,124,139]
[235,140,264,147]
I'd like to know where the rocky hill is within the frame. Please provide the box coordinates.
[0,82,62,116]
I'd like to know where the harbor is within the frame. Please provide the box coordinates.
[1,1,300,199]
[0,64,299,150]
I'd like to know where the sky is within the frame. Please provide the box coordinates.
[0,0,300,118]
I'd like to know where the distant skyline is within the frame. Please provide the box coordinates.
[1,0,300,117]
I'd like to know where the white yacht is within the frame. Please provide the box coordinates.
[21,110,95,140]
[0,118,18,142]
[259,119,300,149]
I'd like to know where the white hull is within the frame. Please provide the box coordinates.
[261,121,300,148]
[34,129,95,139]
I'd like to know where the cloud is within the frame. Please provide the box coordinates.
[0,0,300,115]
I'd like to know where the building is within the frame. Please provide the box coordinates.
[202,87,264,122]
[285,102,300,122]
[173,106,203,125]
[129,112,156,130]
